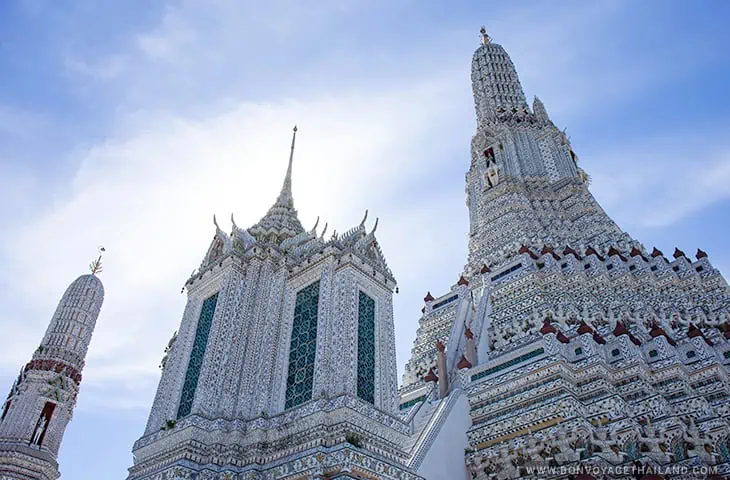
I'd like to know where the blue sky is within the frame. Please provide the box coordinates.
[1,0,730,478]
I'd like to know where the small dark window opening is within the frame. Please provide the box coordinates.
[607,264,614,271]
[648,350,658,358]
[484,147,495,165]
[561,263,568,269]
[584,264,591,270]
[30,402,56,447]
[686,351,696,359]
[696,266,704,273]
[612,349,620,357]
[537,262,545,269]
[650,266,658,271]
[574,347,583,356]
[629,265,636,271]
[724,351,730,359]
[672,266,679,272]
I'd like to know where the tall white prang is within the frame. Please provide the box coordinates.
[0,261,105,480]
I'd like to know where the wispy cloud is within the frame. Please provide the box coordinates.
[589,131,730,228]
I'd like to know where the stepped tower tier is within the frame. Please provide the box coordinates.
[0,260,105,480]
[127,128,427,480]
[398,28,730,479]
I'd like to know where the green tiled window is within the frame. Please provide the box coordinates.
[177,293,218,419]
[471,348,544,382]
[357,291,376,404]
[285,281,320,409]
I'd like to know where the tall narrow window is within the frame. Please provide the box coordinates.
[484,147,495,165]
[357,291,376,404]
[177,292,218,419]
[285,281,320,409]
[30,402,55,446]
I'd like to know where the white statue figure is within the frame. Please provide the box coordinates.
[486,164,500,188]
[31,415,48,446]
[684,418,717,465]
[466,454,486,477]
[553,427,581,464]
[494,445,520,480]
[524,433,548,468]
[591,429,626,464]
[577,167,589,184]
[639,418,672,464]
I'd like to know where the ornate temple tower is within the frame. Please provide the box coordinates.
[399,27,730,478]
[0,256,105,480]
[127,128,421,480]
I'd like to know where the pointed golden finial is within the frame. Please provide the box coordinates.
[90,246,105,275]
[479,26,490,46]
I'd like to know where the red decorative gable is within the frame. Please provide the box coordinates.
[519,245,539,260]
[612,321,629,337]
[607,247,626,261]
[577,321,593,335]
[540,319,557,335]
[563,246,582,260]
[457,355,472,370]
[584,246,604,261]
[649,323,677,346]
[540,245,560,260]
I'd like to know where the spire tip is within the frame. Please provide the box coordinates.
[479,26,490,46]
[90,246,105,275]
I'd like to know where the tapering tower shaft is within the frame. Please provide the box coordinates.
[465,29,629,274]
[471,28,528,130]
[0,270,104,480]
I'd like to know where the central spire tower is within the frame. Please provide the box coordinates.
[399,27,730,479]
[464,28,628,274]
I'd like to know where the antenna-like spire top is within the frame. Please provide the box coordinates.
[479,26,490,46]
[275,125,297,208]
[90,246,105,275]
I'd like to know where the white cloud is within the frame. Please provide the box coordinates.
[64,55,127,80]
[589,133,730,228]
